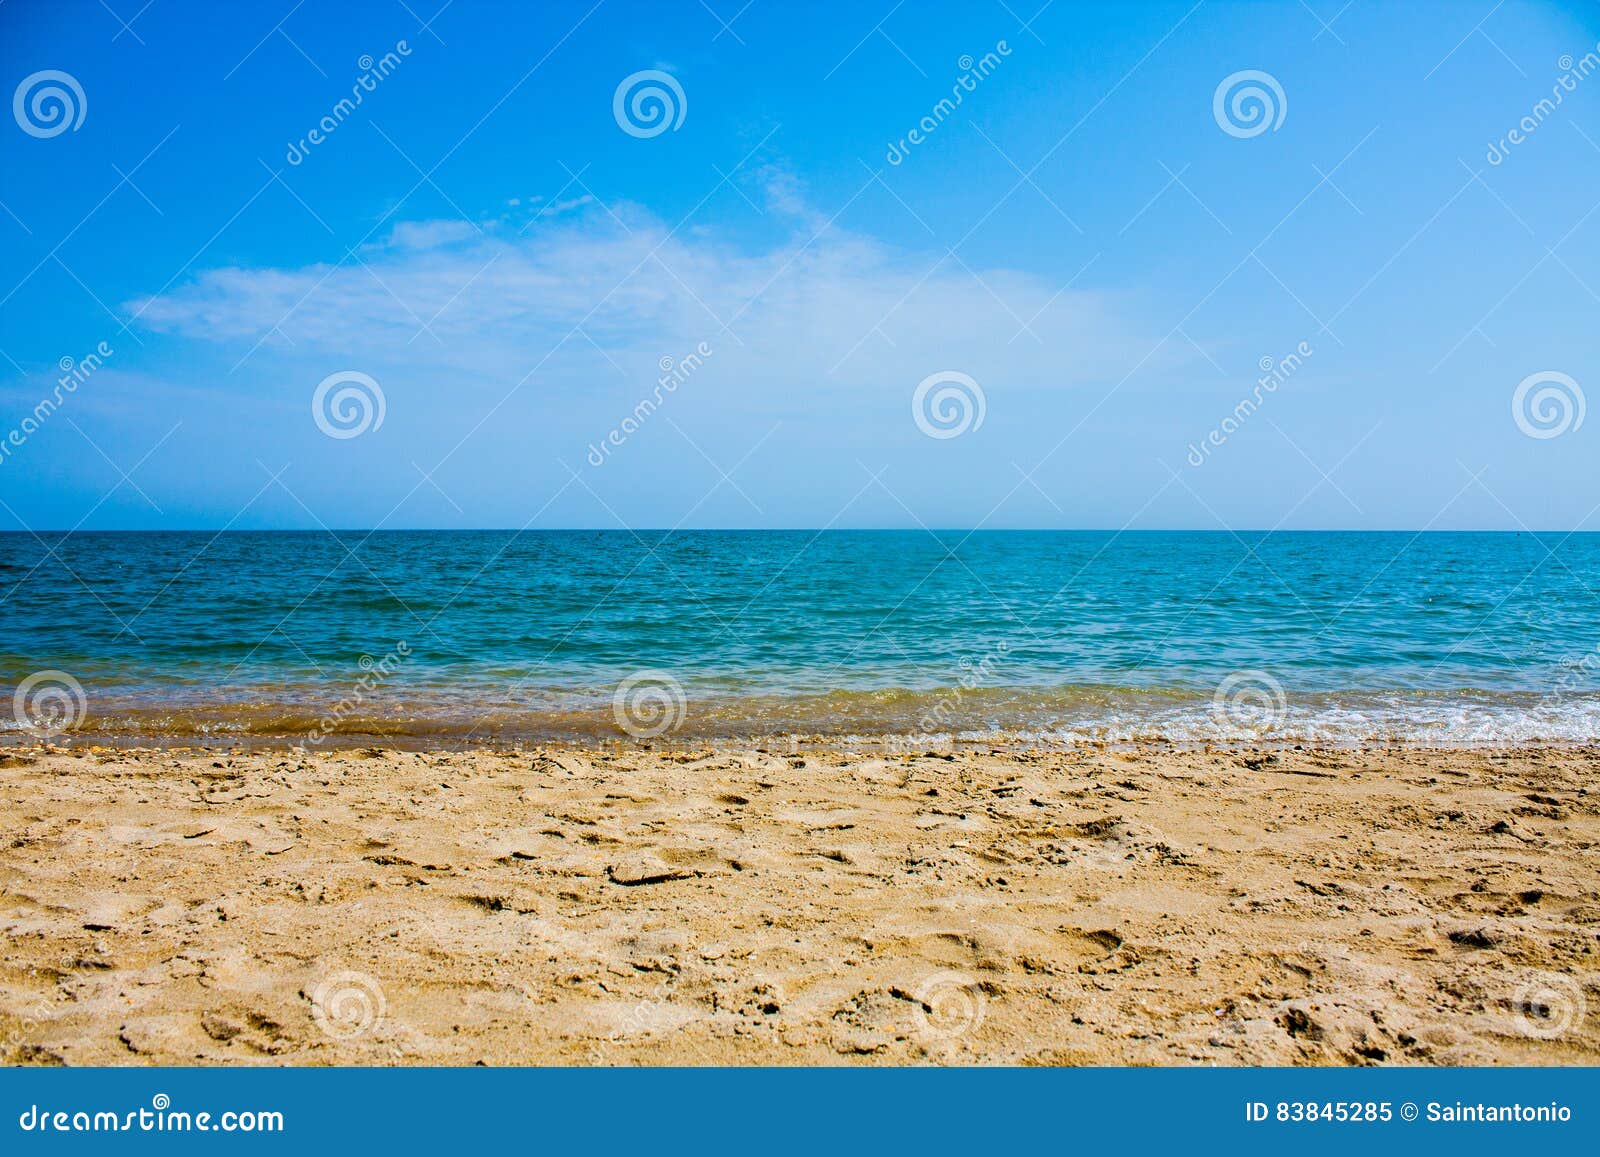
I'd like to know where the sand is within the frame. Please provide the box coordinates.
[0,742,1596,1066]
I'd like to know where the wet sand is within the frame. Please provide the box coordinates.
[1,742,1596,1065]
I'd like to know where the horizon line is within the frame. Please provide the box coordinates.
[1,527,1592,536]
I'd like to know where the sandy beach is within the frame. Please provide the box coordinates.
[1,742,1595,1066]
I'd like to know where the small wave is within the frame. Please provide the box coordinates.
[4,684,1598,748]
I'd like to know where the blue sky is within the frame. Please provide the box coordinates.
[1,0,1597,530]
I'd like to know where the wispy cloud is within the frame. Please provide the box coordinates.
[127,186,1160,397]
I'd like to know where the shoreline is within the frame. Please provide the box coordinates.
[8,735,1600,755]
[10,681,1600,751]
[2,742,1596,1066]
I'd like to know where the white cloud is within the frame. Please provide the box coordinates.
[127,195,1162,402]
[383,219,481,250]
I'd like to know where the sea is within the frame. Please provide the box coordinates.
[3,529,1598,748]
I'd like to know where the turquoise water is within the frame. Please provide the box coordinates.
[3,530,1599,745]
